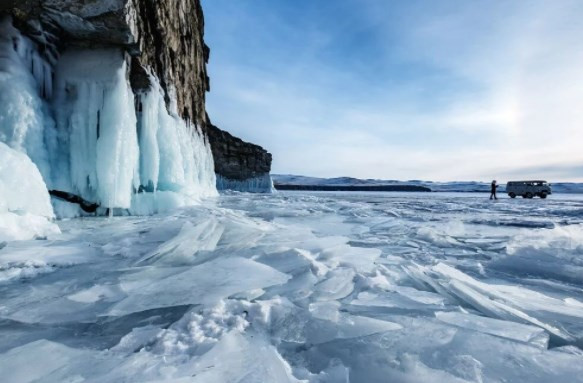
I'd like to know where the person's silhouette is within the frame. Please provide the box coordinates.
[490,180,498,200]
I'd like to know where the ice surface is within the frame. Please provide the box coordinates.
[108,257,290,316]
[497,224,583,284]
[1,192,583,381]
[306,301,402,344]
[0,340,91,383]
[136,219,224,265]
[180,331,301,382]
[435,311,550,348]
[405,262,583,343]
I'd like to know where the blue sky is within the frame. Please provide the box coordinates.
[202,0,583,182]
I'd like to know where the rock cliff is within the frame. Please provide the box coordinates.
[2,0,209,127]
[206,121,272,180]
[1,0,272,191]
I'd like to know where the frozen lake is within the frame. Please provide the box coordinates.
[1,191,583,382]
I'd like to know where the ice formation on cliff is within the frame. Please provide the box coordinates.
[50,49,140,209]
[0,16,217,222]
[0,17,53,181]
[135,76,217,199]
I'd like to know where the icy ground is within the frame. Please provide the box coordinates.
[1,192,583,382]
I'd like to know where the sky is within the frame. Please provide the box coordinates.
[202,0,583,182]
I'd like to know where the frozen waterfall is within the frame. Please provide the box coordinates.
[51,49,141,210]
[0,17,53,182]
[0,16,217,230]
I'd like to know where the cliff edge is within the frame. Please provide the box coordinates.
[207,120,274,193]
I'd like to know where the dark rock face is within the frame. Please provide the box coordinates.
[206,121,272,181]
[128,0,209,125]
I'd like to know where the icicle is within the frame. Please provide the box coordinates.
[1,16,217,218]
[130,74,217,214]
[135,73,217,198]
[52,49,140,209]
[0,17,53,183]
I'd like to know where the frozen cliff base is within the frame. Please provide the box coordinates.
[216,173,275,193]
[206,122,274,192]
[1,192,583,382]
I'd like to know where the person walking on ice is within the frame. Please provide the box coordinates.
[490,180,498,200]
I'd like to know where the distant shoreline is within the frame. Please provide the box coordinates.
[272,175,583,194]
[273,184,431,192]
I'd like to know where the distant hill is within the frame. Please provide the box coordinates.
[272,175,583,194]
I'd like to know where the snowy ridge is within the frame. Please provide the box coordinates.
[1,192,583,381]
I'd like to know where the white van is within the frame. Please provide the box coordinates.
[506,181,552,199]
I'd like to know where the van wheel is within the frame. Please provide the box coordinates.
[509,193,516,198]
[526,192,534,199]
[540,192,547,199]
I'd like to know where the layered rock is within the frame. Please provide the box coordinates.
[206,121,274,193]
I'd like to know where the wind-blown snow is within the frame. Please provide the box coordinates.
[1,192,583,382]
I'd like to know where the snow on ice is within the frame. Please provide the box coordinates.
[1,192,583,382]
